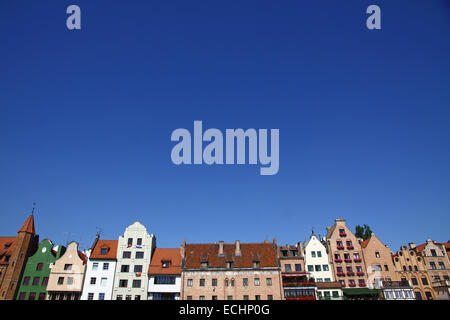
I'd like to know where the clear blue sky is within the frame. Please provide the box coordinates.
[1,0,449,252]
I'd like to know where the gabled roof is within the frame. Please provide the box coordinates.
[416,241,450,258]
[18,215,35,234]
[184,242,278,269]
[89,240,118,260]
[148,248,182,275]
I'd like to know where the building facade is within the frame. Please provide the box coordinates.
[46,241,87,300]
[304,233,334,283]
[325,219,369,289]
[181,240,283,300]
[112,221,156,300]
[0,214,39,300]
[81,236,118,300]
[415,239,450,300]
[148,248,181,300]
[16,239,65,300]
[392,244,435,300]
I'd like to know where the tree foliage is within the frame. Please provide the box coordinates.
[355,224,372,240]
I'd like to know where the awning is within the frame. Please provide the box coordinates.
[343,288,381,296]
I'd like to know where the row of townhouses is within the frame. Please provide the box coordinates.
[0,215,449,301]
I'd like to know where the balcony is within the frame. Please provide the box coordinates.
[336,272,345,277]
[356,271,365,276]
[348,283,356,287]
[346,272,355,276]
[337,246,345,250]
[346,246,354,250]
[284,282,316,287]
[344,259,352,263]
[353,258,362,263]
[334,259,342,263]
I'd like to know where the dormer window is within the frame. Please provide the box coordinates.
[226,261,233,269]
[281,250,288,257]
[292,250,298,257]
[253,261,261,269]
[162,261,171,268]
[100,247,108,255]
[201,261,208,269]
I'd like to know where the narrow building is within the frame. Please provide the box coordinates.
[46,241,87,300]
[81,235,118,300]
[180,239,283,300]
[148,248,182,300]
[0,214,39,300]
[112,221,156,300]
[16,239,65,300]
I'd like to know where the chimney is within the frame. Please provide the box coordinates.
[264,239,268,244]
[180,239,186,258]
[273,237,277,245]
[219,241,224,256]
[235,240,241,257]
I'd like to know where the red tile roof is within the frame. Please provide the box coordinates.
[0,237,16,264]
[148,248,182,275]
[89,240,118,260]
[416,241,450,259]
[361,239,370,248]
[18,215,35,234]
[78,250,87,264]
[184,242,278,269]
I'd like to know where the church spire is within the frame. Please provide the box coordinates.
[18,214,35,234]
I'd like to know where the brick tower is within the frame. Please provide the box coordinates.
[0,214,39,300]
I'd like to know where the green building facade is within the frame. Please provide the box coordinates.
[16,239,65,300]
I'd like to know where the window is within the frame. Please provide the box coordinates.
[254,278,260,286]
[231,279,235,287]
[243,278,248,287]
[227,296,233,300]
[212,296,218,300]
[292,250,298,257]
[23,277,30,285]
[375,252,380,258]
[199,279,205,287]
[103,263,109,270]
[38,293,45,300]
[384,265,389,271]
[36,263,43,271]
[253,261,261,269]
[268,295,273,300]
[332,291,339,298]
[430,249,437,257]
[135,252,144,259]
[67,277,74,285]
[317,251,322,258]
[358,279,365,286]
[311,251,316,258]
[132,280,141,288]
[123,251,131,259]
[100,248,108,255]
[356,266,363,272]
[325,278,331,282]
[64,264,72,271]
[353,253,360,259]
[430,262,437,270]
[307,265,314,272]
[57,277,64,285]
[285,264,291,272]
[335,253,341,259]
[135,295,141,300]
[28,292,36,300]
[415,292,422,300]
[127,238,133,246]
[243,295,249,300]
[116,295,123,300]
[411,277,418,285]
[199,296,205,300]
[125,295,132,300]
[121,265,129,272]
[201,261,209,269]
[414,265,418,271]
[100,278,107,286]
[315,265,322,272]
[425,292,433,300]
[225,279,229,287]
[134,265,143,273]
[153,275,175,286]
[162,261,170,268]
[316,278,323,282]
[422,277,428,285]
[186,296,192,300]
[19,293,26,300]
[209,278,216,286]
[90,277,96,285]
[266,278,272,286]
[255,295,261,300]
[187,279,193,287]
[92,263,99,270]
[438,262,445,270]
[119,279,128,288]
[408,266,412,271]
[99,293,105,300]
[403,266,407,271]
[323,265,329,271]
[88,293,94,300]
[42,277,48,286]
[137,238,142,246]
[295,264,302,271]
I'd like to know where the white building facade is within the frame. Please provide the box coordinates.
[304,233,334,283]
[112,222,156,300]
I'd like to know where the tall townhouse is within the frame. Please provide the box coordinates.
[392,243,435,300]
[361,233,414,300]
[180,240,283,300]
[325,219,369,289]
[277,243,317,300]
[148,248,182,300]
[304,232,343,300]
[0,214,39,300]
[112,221,156,300]
[46,241,87,300]
[415,239,450,300]
[81,236,118,300]
[16,239,66,300]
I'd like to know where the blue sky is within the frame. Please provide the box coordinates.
[1,0,449,252]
